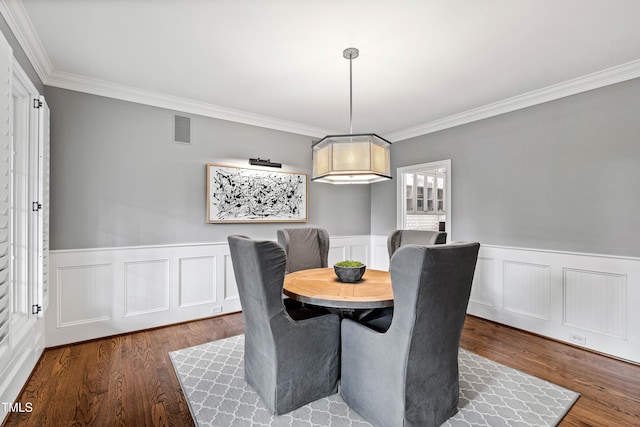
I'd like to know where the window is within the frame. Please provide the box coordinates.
[0,34,49,416]
[1,58,48,366]
[397,160,451,234]
[8,60,40,345]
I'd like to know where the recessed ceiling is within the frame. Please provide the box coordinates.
[6,0,640,140]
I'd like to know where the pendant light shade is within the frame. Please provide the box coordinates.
[312,48,391,185]
[312,133,391,184]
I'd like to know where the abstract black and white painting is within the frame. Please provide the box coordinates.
[207,164,307,223]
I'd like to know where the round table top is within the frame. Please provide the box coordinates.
[283,267,393,309]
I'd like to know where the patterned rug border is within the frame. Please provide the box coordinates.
[170,334,579,427]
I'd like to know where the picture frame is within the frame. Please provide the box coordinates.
[206,163,308,223]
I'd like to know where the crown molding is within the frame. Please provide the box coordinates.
[0,1,335,138]
[386,59,640,142]
[3,1,640,141]
[46,70,336,138]
[0,0,52,82]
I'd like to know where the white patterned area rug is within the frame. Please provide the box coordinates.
[169,335,579,427]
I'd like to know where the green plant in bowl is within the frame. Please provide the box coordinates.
[335,260,364,268]
[334,260,366,283]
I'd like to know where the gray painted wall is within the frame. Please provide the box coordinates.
[46,87,371,250]
[371,77,640,258]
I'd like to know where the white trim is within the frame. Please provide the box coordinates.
[11,56,37,94]
[386,59,640,142]
[45,70,337,138]
[47,238,640,362]
[3,1,640,141]
[396,159,452,240]
[467,244,640,363]
[0,0,52,82]
[47,235,373,346]
[49,235,371,254]
[481,243,640,262]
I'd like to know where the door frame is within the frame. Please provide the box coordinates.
[396,159,452,239]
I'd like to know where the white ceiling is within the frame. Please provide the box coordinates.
[4,0,640,140]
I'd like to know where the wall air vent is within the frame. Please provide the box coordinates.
[174,115,191,144]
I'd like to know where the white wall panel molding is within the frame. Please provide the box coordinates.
[123,259,170,317]
[328,244,346,265]
[329,235,371,267]
[179,256,217,308]
[370,235,390,272]
[503,261,551,320]
[48,238,640,362]
[223,254,240,310]
[467,244,640,363]
[47,242,236,347]
[563,268,627,339]
[470,257,495,307]
[47,236,372,346]
[57,264,112,327]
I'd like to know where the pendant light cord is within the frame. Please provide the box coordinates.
[342,47,359,135]
[349,52,353,135]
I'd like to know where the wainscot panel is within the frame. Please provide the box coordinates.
[369,236,640,363]
[47,235,372,346]
[468,245,640,364]
[50,237,637,363]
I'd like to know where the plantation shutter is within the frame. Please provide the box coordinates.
[0,31,12,365]
[38,96,50,313]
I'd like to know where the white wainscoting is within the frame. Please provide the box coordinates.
[47,235,373,347]
[468,245,640,363]
[49,237,640,363]
[48,243,235,347]
[370,236,640,363]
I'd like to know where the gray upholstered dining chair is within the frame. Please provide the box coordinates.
[277,227,330,273]
[341,242,480,427]
[387,229,447,259]
[227,235,341,415]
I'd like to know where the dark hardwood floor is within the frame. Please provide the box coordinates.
[3,314,639,426]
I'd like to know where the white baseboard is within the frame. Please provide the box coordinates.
[49,237,640,363]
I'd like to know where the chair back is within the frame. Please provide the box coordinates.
[227,234,341,415]
[227,235,287,335]
[390,242,479,421]
[277,228,330,273]
[387,229,447,258]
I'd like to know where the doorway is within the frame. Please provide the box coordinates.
[397,159,451,238]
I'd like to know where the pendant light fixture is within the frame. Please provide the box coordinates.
[312,48,392,184]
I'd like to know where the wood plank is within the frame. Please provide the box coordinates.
[3,313,639,426]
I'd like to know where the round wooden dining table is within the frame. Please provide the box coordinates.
[283,267,393,310]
